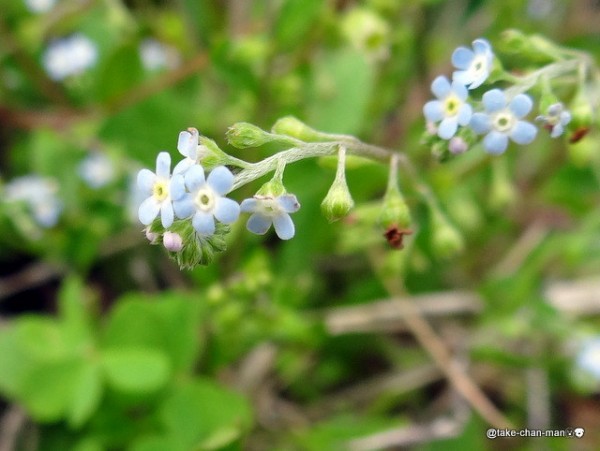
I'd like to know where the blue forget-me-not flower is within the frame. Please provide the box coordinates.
[536,102,571,138]
[137,152,183,228]
[172,165,240,236]
[42,33,98,81]
[470,89,537,154]
[423,76,473,139]
[78,152,115,189]
[173,128,209,174]
[240,194,300,240]
[5,175,62,228]
[451,38,494,89]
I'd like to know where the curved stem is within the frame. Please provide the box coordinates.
[232,140,397,191]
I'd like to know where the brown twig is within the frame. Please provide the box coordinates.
[367,252,514,430]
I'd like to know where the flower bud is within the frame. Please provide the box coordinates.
[145,228,159,243]
[341,7,390,61]
[256,178,287,197]
[271,116,323,142]
[321,177,354,222]
[567,87,594,143]
[163,231,183,252]
[430,209,464,259]
[489,159,516,211]
[378,187,411,230]
[226,122,272,149]
[448,137,468,155]
[499,29,555,63]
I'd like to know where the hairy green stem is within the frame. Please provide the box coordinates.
[232,140,398,191]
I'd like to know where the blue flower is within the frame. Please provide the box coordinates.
[137,152,183,228]
[536,103,571,138]
[470,89,537,154]
[240,194,300,240]
[173,128,207,174]
[423,76,473,139]
[576,337,600,381]
[78,152,115,189]
[172,165,240,236]
[451,38,494,89]
[5,175,62,227]
[42,33,98,81]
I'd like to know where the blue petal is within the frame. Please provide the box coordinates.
[184,164,206,192]
[457,103,473,126]
[438,117,458,139]
[137,169,156,194]
[160,202,174,228]
[551,123,564,138]
[482,89,506,112]
[468,71,489,90]
[173,158,194,175]
[451,81,469,101]
[469,113,491,134]
[273,213,295,240]
[423,101,444,123]
[472,38,491,55]
[139,197,160,225]
[451,47,474,70]
[560,111,572,125]
[173,195,194,218]
[155,152,171,178]
[483,131,509,154]
[214,197,240,224]
[170,174,186,200]
[509,94,533,118]
[177,128,198,159]
[207,166,234,195]
[192,211,215,235]
[452,70,471,86]
[240,198,259,213]
[431,76,451,99]
[510,121,537,144]
[278,195,301,213]
[247,213,271,235]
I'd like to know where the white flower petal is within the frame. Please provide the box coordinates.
[160,202,174,228]
[192,211,215,235]
[139,197,160,225]
[214,197,240,224]
[207,166,234,195]
[246,213,272,235]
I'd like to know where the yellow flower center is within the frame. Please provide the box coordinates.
[444,95,461,116]
[493,112,514,132]
[195,188,215,211]
[152,181,169,202]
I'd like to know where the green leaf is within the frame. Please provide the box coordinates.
[101,348,170,393]
[102,292,203,372]
[307,48,375,135]
[58,275,95,348]
[68,362,103,428]
[20,358,82,422]
[159,379,253,449]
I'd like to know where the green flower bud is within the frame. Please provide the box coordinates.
[499,29,556,63]
[430,208,464,259]
[489,158,516,211]
[226,122,272,149]
[378,187,411,230]
[341,7,390,61]
[198,136,233,169]
[271,116,324,142]
[321,177,354,223]
[321,146,354,222]
[567,87,594,143]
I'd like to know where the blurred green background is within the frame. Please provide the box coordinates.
[1,0,600,449]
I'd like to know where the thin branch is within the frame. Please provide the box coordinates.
[0,405,27,451]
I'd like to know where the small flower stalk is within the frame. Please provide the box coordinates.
[379,155,412,250]
[321,146,354,222]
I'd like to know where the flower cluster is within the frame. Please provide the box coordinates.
[5,175,62,228]
[423,37,577,157]
[136,129,301,267]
